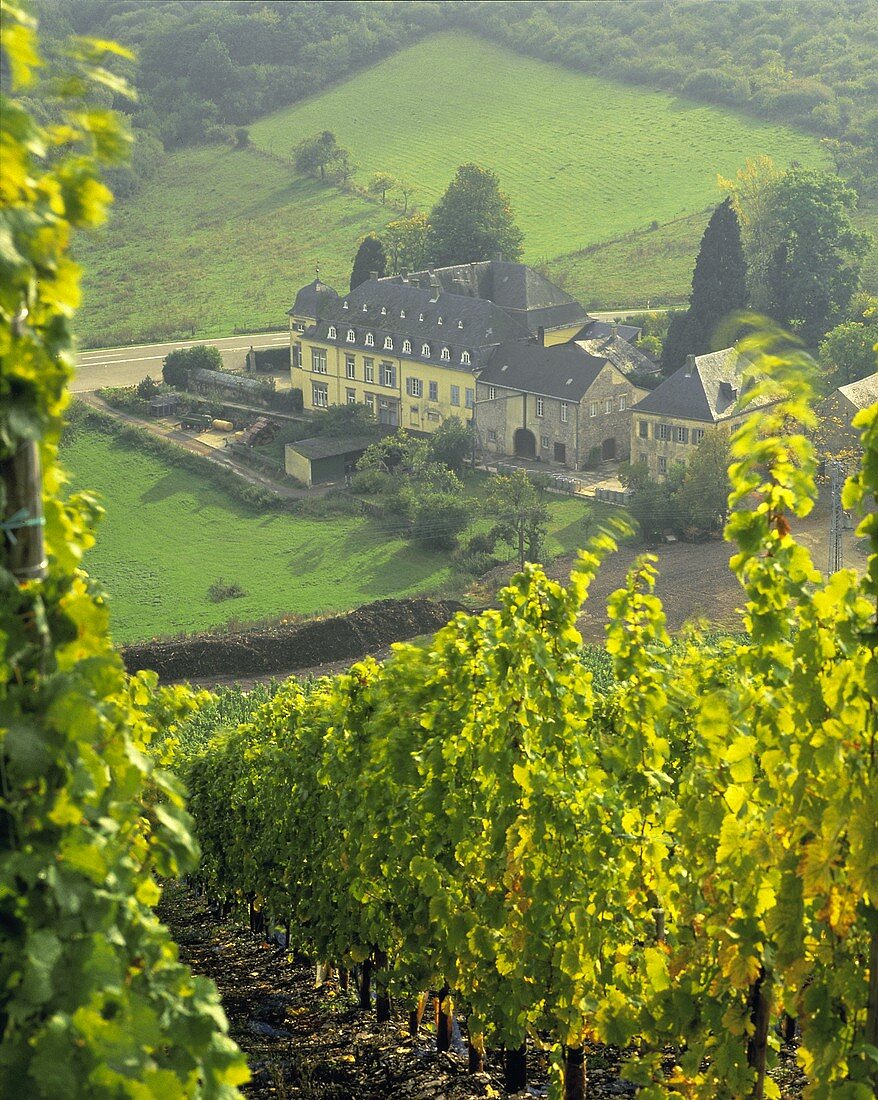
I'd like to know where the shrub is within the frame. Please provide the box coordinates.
[208,578,248,602]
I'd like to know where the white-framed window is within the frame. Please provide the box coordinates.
[380,306,387,315]
[382,362,395,387]
[488,429,497,443]
[292,343,302,369]
[450,385,460,406]
[364,358,374,383]
[312,381,328,407]
[421,343,430,357]
[406,377,423,398]
[362,303,368,312]
[346,355,356,380]
[465,387,474,409]
[461,350,471,365]
[328,325,337,339]
[589,401,598,417]
[618,393,628,411]
[347,329,355,342]
[438,316,444,325]
[604,397,613,414]
[675,426,689,444]
[536,397,544,417]
[458,320,464,329]
[365,393,375,412]
[693,428,705,445]
[400,309,406,318]
[346,387,357,404]
[560,402,568,423]
[638,419,649,439]
[419,312,424,321]
[295,321,305,333]
[658,456,668,474]
[383,336,393,350]
[403,339,412,354]
[658,423,670,441]
[429,381,438,401]
[487,385,496,400]
[541,434,550,448]
[365,332,374,347]
[311,348,327,374]
[342,300,349,310]
[440,347,450,361]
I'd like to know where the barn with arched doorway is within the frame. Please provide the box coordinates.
[514,428,536,458]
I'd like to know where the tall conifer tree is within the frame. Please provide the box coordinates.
[661,198,748,374]
[350,234,387,291]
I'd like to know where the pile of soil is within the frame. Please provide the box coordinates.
[122,597,465,683]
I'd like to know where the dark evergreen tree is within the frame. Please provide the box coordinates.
[428,164,523,266]
[661,198,748,374]
[350,234,387,291]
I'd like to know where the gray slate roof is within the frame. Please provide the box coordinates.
[386,261,589,336]
[632,347,771,422]
[575,333,660,377]
[837,371,878,410]
[299,276,530,372]
[290,278,339,318]
[478,340,611,401]
[577,319,642,344]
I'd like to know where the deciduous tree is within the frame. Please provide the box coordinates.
[385,212,431,273]
[368,171,397,204]
[429,164,523,266]
[485,468,549,569]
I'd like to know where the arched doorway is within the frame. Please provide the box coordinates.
[601,437,616,460]
[514,428,536,459]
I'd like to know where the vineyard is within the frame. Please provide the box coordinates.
[2,8,877,1100]
[167,340,878,1100]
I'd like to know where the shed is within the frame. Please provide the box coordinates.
[149,393,179,417]
[284,435,379,488]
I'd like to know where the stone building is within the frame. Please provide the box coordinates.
[474,339,645,469]
[814,371,878,472]
[630,347,778,479]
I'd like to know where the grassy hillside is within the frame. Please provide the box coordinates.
[250,32,826,260]
[62,428,598,642]
[75,31,833,346]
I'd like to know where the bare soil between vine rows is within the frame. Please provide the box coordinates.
[158,881,806,1098]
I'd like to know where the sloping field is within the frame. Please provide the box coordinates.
[62,428,598,642]
[250,31,826,261]
[74,32,832,346]
[75,147,392,347]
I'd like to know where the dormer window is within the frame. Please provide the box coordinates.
[440,347,450,361]
[380,306,387,315]
[328,325,337,339]
[342,300,349,310]
[365,332,374,347]
[347,329,356,342]
[421,343,430,357]
[419,313,424,322]
[362,303,368,312]
[438,316,444,325]
[402,340,412,354]
[461,351,471,365]
[400,309,406,318]
[383,336,393,350]
[457,320,464,329]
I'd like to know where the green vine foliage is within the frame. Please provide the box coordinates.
[0,6,248,1095]
[179,323,877,1099]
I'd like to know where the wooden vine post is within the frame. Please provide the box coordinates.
[1,439,47,583]
[564,1044,586,1100]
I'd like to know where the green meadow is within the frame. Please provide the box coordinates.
[62,428,600,643]
[250,32,825,262]
[76,31,839,347]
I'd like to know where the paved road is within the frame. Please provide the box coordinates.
[72,330,290,392]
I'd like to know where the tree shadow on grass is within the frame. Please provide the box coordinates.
[139,472,192,505]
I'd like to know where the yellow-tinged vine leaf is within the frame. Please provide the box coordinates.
[135,877,161,907]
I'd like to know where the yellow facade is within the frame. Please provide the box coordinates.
[542,323,587,347]
[290,319,476,432]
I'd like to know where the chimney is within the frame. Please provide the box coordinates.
[611,323,618,338]
[369,270,378,280]
[537,325,545,346]
[429,274,441,303]
[492,252,503,262]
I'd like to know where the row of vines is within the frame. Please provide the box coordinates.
[175,339,878,1100]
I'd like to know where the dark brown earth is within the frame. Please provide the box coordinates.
[158,881,807,1099]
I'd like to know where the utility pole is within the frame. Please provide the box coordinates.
[827,459,844,574]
